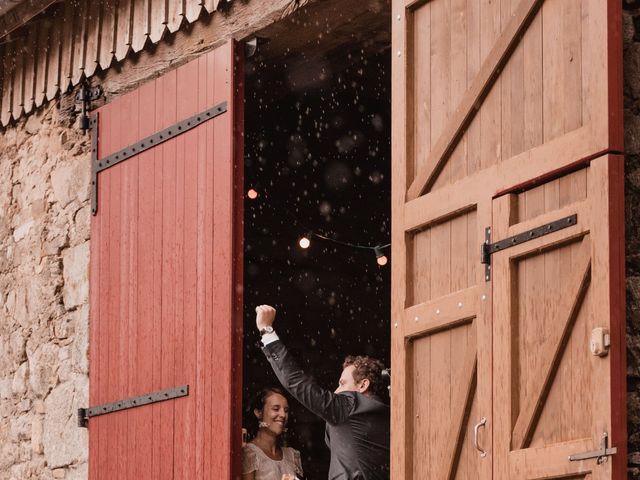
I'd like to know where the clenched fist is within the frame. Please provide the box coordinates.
[255,304,277,331]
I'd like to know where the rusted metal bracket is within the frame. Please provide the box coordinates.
[568,432,617,464]
[78,384,189,428]
[481,214,578,281]
[91,100,228,215]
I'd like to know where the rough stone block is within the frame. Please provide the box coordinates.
[43,381,87,469]
[27,344,59,398]
[62,242,89,309]
[11,363,27,396]
[51,161,90,208]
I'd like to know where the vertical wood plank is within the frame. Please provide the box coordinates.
[412,340,430,480]
[499,0,513,163]
[59,0,76,91]
[411,4,431,189]
[563,0,582,134]
[203,49,215,480]
[131,0,150,52]
[99,0,117,70]
[135,81,155,480]
[149,0,168,44]
[429,0,450,191]
[167,0,184,33]
[107,97,123,480]
[491,194,514,480]
[96,99,113,480]
[181,56,199,480]
[45,18,62,102]
[465,0,480,176]
[150,72,164,479]
[11,36,25,121]
[84,0,102,78]
[449,0,467,184]
[159,66,177,480]
[479,0,501,170]
[23,23,38,115]
[35,18,51,108]
[203,0,218,14]
[185,0,202,23]
[523,7,542,151]
[391,1,411,477]
[72,0,88,85]
[541,0,563,142]
[124,90,140,480]
[115,0,133,61]
[1,41,14,126]
[212,41,233,478]
[195,52,208,480]
[88,112,101,480]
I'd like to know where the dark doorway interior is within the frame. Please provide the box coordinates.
[242,7,391,478]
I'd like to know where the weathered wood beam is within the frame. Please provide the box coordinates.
[0,0,60,38]
[100,0,310,98]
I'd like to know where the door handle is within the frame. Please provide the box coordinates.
[474,417,487,458]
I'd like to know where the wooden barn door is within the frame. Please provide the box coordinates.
[391,0,624,479]
[87,40,244,479]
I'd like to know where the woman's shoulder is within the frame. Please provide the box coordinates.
[282,446,301,456]
[241,443,261,473]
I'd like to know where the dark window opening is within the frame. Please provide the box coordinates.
[242,7,391,479]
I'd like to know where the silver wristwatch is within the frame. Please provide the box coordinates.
[259,326,274,336]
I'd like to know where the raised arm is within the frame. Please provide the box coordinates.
[255,305,354,424]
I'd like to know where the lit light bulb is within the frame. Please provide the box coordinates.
[299,235,311,249]
[374,246,388,266]
[247,188,258,199]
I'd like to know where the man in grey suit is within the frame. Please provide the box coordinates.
[255,305,390,480]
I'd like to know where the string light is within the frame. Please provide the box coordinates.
[298,234,312,249]
[374,246,388,266]
[248,189,390,266]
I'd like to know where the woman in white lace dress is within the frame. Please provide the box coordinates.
[242,387,304,480]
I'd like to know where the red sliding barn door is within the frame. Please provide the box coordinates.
[88,40,243,479]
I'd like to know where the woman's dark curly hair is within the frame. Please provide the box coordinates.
[343,355,389,399]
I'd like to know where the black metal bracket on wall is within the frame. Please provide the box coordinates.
[90,101,228,215]
[76,83,103,134]
[481,214,578,281]
[78,384,189,428]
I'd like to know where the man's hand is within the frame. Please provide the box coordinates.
[255,305,277,330]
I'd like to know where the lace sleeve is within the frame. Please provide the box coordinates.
[241,445,258,474]
[292,448,304,476]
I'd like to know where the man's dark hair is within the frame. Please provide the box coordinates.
[343,355,388,399]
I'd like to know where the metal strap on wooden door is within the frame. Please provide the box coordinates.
[481,214,577,280]
[90,101,228,215]
[78,385,189,427]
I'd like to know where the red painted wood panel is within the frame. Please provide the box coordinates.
[89,40,242,479]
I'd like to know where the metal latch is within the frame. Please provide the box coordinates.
[568,432,617,464]
[481,214,577,281]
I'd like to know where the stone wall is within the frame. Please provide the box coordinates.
[0,101,90,480]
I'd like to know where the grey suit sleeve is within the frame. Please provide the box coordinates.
[262,340,355,425]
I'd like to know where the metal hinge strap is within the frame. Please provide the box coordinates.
[77,384,189,428]
[481,214,577,281]
[568,432,617,464]
[91,100,228,215]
